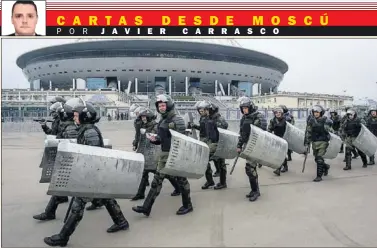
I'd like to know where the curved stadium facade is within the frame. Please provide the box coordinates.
[16,39,289,96]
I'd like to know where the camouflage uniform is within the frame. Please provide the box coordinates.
[340,109,369,170]
[237,97,267,202]
[280,105,295,161]
[304,105,333,182]
[340,108,359,160]
[268,107,289,176]
[131,109,180,201]
[132,95,193,216]
[365,107,377,165]
[44,101,129,247]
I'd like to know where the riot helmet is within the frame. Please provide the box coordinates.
[139,108,156,123]
[368,105,377,116]
[238,96,255,115]
[50,96,66,104]
[134,106,147,118]
[279,105,289,114]
[196,100,211,116]
[49,102,63,119]
[155,94,174,114]
[311,105,325,117]
[209,101,219,115]
[72,98,98,124]
[60,98,80,121]
[346,108,357,119]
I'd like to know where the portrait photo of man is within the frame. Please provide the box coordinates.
[1,0,46,36]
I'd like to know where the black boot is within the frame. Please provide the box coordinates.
[33,196,67,221]
[281,159,288,173]
[247,176,260,202]
[202,164,215,189]
[86,199,104,211]
[214,168,227,190]
[360,152,368,168]
[273,167,281,176]
[131,173,149,201]
[104,199,130,233]
[287,150,292,161]
[44,201,84,247]
[176,188,193,215]
[339,143,344,153]
[343,153,352,170]
[167,176,181,196]
[352,148,359,159]
[132,175,163,217]
[313,163,323,182]
[323,163,330,176]
[368,155,375,165]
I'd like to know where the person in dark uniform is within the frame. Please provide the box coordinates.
[304,105,333,182]
[208,102,229,189]
[237,97,267,202]
[33,99,79,221]
[268,107,289,176]
[39,102,62,135]
[44,99,129,247]
[366,106,377,165]
[340,108,369,170]
[132,94,193,216]
[131,108,180,201]
[279,105,295,161]
[340,106,359,161]
[329,109,342,153]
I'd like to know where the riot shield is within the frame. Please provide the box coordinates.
[136,131,159,171]
[213,128,240,159]
[282,122,306,154]
[239,125,288,170]
[183,112,198,140]
[46,135,56,140]
[39,138,76,183]
[353,124,377,157]
[161,129,209,179]
[47,142,144,199]
[323,133,343,159]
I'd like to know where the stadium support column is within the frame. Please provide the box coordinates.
[185,76,189,96]
[169,76,172,95]
[72,78,76,90]
[258,83,261,96]
[135,78,138,94]
[118,80,121,93]
[228,83,231,96]
[49,80,52,90]
[215,80,218,96]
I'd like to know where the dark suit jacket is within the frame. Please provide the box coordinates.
[7,33,42,36]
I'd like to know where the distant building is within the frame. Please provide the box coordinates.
[251,91,353,109]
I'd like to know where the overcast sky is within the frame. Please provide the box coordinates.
[2,38,376,100]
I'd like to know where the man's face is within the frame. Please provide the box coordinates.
[74,112,80,124]
[371,111,377,117]
[275,111,282,118]
[313,111,320,118]
[242,107,249,114]
[12,3,38,35]
[158,103,167,113]
[141,116,147,123]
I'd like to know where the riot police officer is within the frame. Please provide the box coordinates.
[132,94,193,216]
[366,106,376,165]
[39,102,63,135]
[237,97,267,202]
[44,99,129,247]
[329,109,342,153]
[341,108,369,170]
[268,107,289,176]
[279,105,295,161]
[340,106,359,160]
[304,105,333,182]
[131,108,181,201]
[132,106,147,151]
[33,99,79,221]
[208,102,229,189]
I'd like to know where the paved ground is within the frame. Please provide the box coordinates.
[2,121,377,247]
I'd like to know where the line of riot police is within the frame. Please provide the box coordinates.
[34,95,377,247]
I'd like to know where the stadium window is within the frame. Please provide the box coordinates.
[191,71,195,73]
[112,69,117,72]
[220,73,224,75]
[139,69,143,72]
[42,74,45,76]
[156,69,160,72]
[129,69,134,71]
[79,70,83,72]
[122,69,127,71]
[206,71,210,74]
[233,74,236,76]
[55,64,58,67]
[238,74,241,76]
[163,70,167,72]
[64,71,68,74]
[73,71,77,73]
[53,73,56,75]
[105,69,110,72]
[226,73,230,75]
[39,67,41,69]
[59,72,62,74]
[47,73,50,75]
[146,69,151,71]
[172,70,177,72]
[182,70,186,72]
[198,71,202,73]
[87,70,92,72]
[49,65,52,68]
[34,68,36,70]
[96,69,101,72]
[212,72,216,74]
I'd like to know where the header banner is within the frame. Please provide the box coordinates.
[5,2,377,37]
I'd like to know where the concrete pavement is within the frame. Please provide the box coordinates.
[2,122,377,247]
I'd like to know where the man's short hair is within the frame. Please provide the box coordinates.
[12,0,38,16]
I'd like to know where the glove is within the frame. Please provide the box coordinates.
[133,146,137,151]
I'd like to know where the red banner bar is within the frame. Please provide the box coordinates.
[46,10,377,26]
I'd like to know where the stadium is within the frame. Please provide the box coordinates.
[16,39,289,96]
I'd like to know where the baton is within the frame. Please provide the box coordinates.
[230,154,240,175]
[302,145,310,173]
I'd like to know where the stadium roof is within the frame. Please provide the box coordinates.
[17,39,288,74]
